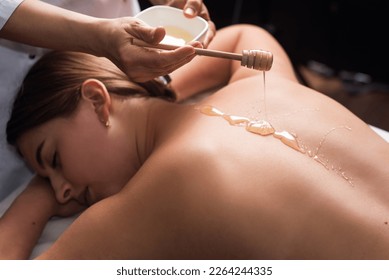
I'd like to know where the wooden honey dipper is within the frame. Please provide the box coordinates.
[129,38,273,71]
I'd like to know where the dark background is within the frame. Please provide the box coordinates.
[141,0,388,83]
[206,0,388,84]
[140,0,389,130]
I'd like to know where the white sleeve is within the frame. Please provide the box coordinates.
[0,0,24,30]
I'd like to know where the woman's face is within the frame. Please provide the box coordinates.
[17,97,136,206]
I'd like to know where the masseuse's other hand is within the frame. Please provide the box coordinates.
[153,0,216,47]
[100,17,198,82]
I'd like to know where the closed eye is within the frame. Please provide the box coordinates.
[52,152,59,168]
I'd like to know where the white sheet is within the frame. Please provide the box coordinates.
[370,125,389,142]
[0,125,388,259]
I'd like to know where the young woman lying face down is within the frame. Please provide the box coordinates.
[5,24,389,259]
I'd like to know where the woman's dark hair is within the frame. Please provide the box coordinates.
[6,51,176,146]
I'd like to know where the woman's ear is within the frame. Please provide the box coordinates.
[80,79,111,125]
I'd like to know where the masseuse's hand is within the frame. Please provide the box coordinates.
[0,0,199,83]
[100,17,199,82]
[151,0,216,47]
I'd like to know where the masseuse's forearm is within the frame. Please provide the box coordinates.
[0,187,53,259]
[0,0,105,56]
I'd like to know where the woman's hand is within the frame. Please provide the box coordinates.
[19,175,86,218]
[30,176,86,218]
[150,0,216,47]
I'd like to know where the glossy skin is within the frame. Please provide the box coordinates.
[2,24,389,259]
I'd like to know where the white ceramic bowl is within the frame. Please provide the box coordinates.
[135,5,208,45]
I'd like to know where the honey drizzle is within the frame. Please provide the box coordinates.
[197,104,303,152]
[197,104,354,186]
[196,71,355,185]
[262,71,268,121]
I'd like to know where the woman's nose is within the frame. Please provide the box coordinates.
[50,175,74,204]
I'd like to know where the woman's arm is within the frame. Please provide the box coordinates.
[0,176,84,259]
[0,176,55,259]
[170,24,298,101]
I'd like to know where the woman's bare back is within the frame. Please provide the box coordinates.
[144,71,389,259]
